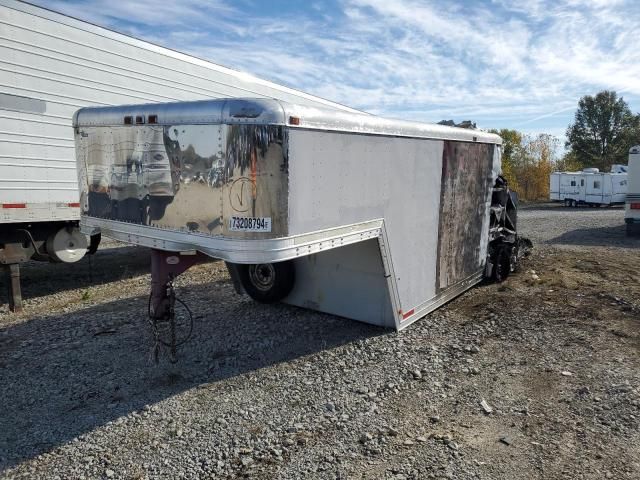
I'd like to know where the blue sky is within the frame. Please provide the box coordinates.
[35,0,640,147]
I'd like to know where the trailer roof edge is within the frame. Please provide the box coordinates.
[73,98,502,145]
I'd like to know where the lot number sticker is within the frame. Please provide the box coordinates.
[229,216,272,232]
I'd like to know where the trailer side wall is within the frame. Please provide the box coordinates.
[287,130,497,326]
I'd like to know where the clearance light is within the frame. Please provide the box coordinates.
[289,116,300,125]
[631,203,640,210]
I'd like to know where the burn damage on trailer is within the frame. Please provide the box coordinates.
[436,141,529,288]
[436,141,495,291]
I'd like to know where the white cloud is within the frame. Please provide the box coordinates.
[32,0,640,134]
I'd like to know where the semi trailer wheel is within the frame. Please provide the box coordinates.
[238,261,295,303]
[46,227,88,263]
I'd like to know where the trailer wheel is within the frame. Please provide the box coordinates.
[238,261,295,303]
[564,199,571,207]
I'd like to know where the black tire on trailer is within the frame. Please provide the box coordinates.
[493,245,512,283]
[237,261,295,303]
[564,198,570,207]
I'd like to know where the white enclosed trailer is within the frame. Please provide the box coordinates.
[625,146,640,236]
[549,168,627,207]
[0,0,358,310]
[74,98,522,352]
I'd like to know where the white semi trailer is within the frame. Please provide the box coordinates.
[0,0,358,310]
[625,146,640,236]
[74,98,523,359]
[549,167,627,207]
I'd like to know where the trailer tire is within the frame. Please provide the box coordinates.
[492,245,512,283]
[238,261,295,304]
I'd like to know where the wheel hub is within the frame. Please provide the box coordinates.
[249,264,276,291]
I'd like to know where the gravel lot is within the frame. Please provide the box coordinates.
[1,205,639,479]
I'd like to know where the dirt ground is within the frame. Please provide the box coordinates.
[0,204,639,479]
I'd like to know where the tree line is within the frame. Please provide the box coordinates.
[478,90,640,201]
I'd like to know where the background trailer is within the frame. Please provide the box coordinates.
[0,0,358,310]
[549,167,628,207]
[74,98,521,349]
[626,146,640,236]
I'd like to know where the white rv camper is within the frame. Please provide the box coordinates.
[625,146,640,236]
[74,97,524,359]
[549,168,627,207]
[0,0,358,310]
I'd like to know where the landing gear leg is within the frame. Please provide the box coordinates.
[4,264,22,312]
[148,249,206,363]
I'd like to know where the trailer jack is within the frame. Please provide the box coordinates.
[3,263,22,312]
[148,249,206,363]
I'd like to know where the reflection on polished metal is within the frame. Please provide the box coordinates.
[77,119,288,238]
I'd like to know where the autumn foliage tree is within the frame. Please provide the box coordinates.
[489,129,556,200]
[516,134,557,200]
[489,128,522,193]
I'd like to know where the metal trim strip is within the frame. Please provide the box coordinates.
[397,270,484,331]
[80,216,384,264]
